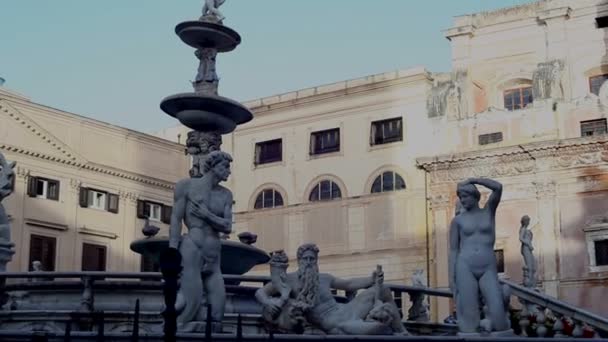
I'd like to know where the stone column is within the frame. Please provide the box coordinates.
[537,7,571,61]
[444,22,475,70]
[533,180,560,297]
[428,191,451,321]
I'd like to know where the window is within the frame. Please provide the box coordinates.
[594,240,608,266]
[310,128,340,155]
[478,132,504,145]
[79,188,119,213]
[503,86,533,111]
[597,16,608,28]
[29,234,56,271]
[370,117,403,146]
[371,171,406,193]
[141,254,160,272]
[309,180,342,202]
[82,243,107,271]
[589,74,608,95]
[254,189,284,209]
[27,177,60,201]
[495,249,505,273]
[137,200,172,223]
[580,119,607,137]
[255,139,282,165]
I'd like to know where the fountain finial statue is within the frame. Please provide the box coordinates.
[256,243,408,335]
[449,177,511,335]
[202,0,226,22]
[519,215,536,288]
[169,150,233,331]
[0,152,15,272]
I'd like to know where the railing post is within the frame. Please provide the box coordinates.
[535,309,547,337]
[160,248,182,342]
[64,318,72,342]
[552,313,566,338]
[80,276,94,312]
[132,299,140,342]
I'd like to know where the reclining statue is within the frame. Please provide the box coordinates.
[255,243,408,335]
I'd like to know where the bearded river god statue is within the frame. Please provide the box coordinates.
[449,178,512,336]
[255,244,408,335]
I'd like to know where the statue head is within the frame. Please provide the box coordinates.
[521,215,531,227]
[203,150,232,181]
[269,250,289,269]
[456,182,480,210]
[0,153,16,200]
[32,260,42,271]
[296,243,319,269]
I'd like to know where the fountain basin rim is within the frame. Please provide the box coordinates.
[175,20,241,52]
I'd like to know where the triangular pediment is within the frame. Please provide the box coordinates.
[0,100,86,165]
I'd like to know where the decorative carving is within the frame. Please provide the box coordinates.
[0,152,16,273]
[255,244,409,335]
[408,269,430,322]
[533,180,556,198]
[193,48,219,94]
[519,215,536,288]
[532,60,564,100]
[428,193,450,210]
[15,166,29,179]
[185,131,222,178]
[584,214,608,228]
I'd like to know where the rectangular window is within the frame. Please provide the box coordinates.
[595,240,608,266]
[596,16,608,29]
[79,188,118,213]
[137,200,172,224]
[27,177,60,201]
[310,128,340,155]
[88,190,107,210]
[255,139,282,165]
[29,234,56,271]
[495,249,505,273]
[478,132,503,145]
[504,86,533,111]
[82,243,107,271]
[580,119,607,137]
[589,75,608,95]
[370,117,403,146]
[147,203,162,222]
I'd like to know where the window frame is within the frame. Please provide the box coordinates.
[81,242,107,272]
[478,132,504,146]
[494,249,505,275]
[88,189,108,210]
[370,117,403,146]
[503,86,533,111]
[580,119,608,137]
[370,171,406,194]
[309,180,342,202]
[310,128,340,155]
[584,221,608,273]
[254,138,283,165]
[28,234,56,272]
[28,176,60,201]
[146,202,163,222]
[589,74,608,95]
[253,188,284,210]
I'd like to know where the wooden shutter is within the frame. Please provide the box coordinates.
[136,200,146,219]
[27,176,37,197]
[82,243,107,271]
[48,180,60,201]
[29,234,56,271]
[161,205,173,224]
[107,193,119,214]
[79,187,89,208]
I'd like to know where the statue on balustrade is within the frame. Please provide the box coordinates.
[169,151,233,332]
[449,178,512,335]
[519,215,536,288]
[255,243,408,335]
[408,269,430,322]
[0,152,15,273]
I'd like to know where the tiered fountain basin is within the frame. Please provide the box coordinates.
[175,21,241,52]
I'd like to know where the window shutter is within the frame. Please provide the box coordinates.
[79,187,89,208]
[108,194,119,214]
[161,205,173,224]
[48,181,60,201]
[254,144,261,165]
[27,176,37,197]
[370,123,377,146]
[309,133,316,155]
[136,200,146,219]
[82,243,107,271]
[10,174,15,193]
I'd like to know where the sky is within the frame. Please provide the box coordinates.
[1,0,534,133]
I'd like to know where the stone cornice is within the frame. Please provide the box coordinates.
[537,7,571,23]
[1,145,175,190]
[417,136,608,183]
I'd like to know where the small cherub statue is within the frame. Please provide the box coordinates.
[201,0,226,22]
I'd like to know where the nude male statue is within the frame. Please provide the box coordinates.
[202,0,226,21]
[256,243,408,335]
[449,177,510,334]
[519,215,536,288]
[169,150,233,330]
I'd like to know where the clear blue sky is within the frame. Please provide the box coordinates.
[1,0,534,133]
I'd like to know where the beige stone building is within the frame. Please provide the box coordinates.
[156,0,608,317]
[0,86,189,273]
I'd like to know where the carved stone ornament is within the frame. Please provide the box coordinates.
[533,180,557,198]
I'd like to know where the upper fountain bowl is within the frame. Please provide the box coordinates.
[176,21,241,52]
[160,92,253,133]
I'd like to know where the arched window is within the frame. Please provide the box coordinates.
[254,189,284,209]
[309,180,342,202]
[589,74,608,95]
[371,171,406,193]
[503,86,533,111]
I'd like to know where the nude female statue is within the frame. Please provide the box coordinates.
[449,177,509,333]
[519,215,536,287]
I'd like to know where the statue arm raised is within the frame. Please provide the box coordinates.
[467,177,502,213]
[169,181,187,249]
[189,191,232,234]
[448,218,459,295]
[331,274,374,292]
